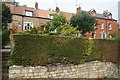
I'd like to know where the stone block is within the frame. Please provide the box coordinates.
[63,70,67,73]
[99,72,106,78]
[16,74,25,78]
[71,69,76,71]
[9,74,16,78]
[28,69,33,73]
[21,69,28,73]
[27,73,33,77]
[88,72,99,78]
[33,69,40,73]
[11,70,21,74]
[33,73,39,76]
[39,72,45,76]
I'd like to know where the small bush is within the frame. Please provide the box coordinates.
[30,28,37,34]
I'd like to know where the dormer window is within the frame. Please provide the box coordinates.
[48,14,53,19]
[25,11,33,16]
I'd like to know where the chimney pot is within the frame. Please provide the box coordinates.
[35,2,38,9]
[76,4,81,13]
[89,9,96,16]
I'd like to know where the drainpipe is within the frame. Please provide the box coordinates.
[106,18,108,38]
[22,15,24,31]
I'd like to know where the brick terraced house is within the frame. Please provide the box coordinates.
[86,9,118,39]
[6,2,118,39]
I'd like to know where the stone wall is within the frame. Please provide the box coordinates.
[9,14,51,32]
[9,61,119,78]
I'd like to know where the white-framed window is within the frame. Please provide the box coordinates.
[108,23,112,30]
[92,33,95,38]
[48,14,53,19]
[23,22,33,30]
[100,32,106,39]
[100,22,104,30]
[50,29,57,33]
[25,11,33,16]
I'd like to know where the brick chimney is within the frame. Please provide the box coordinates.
[89,9,96,16]
[103,10,112,19]
[76,4,81,13]
[103,10,108,17]
[108,13,112,19]
[35,2,38,9]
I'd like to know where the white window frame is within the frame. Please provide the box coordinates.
[100,32,106,39]
[23,22,33,31]
[101,22,104,30]
[108,23,112,30]
[25,11,33,16]
[48,14,53,19]
[92,33,95,39]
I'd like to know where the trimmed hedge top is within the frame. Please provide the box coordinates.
[9,34,118,66]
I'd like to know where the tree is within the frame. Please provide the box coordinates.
[58,23,79,37]
[2,3,12,47]
[70,11,97,35]
[2,3,12,29]
[55,7,60,13]
[49,14,67,31]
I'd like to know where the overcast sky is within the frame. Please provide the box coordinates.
[16,0,119,20]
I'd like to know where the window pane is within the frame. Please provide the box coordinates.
[25,26,26,30]
[24,22,33,30]
[101,23,104,29]
[25,11,33,16]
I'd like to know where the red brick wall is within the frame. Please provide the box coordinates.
[86,18,118,39]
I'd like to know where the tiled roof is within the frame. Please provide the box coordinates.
[96,13,116,20]
[60,11,75,21]
[6,4,55,18]
[36,9,56,18]
[96,13,106,19]
[83,10,116,20]
[6,4,116,21]
[6,4,37,16]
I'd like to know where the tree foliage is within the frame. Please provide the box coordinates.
[58,23,79,37]
[70,11,97,35]
[2,3,12,47]
[2,3,12,29]
[55,7,60,13]
[49,14,67,31]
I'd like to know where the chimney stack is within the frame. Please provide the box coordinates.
[35,2,38,9]
[89,9,96,16]
[108,13,112,19]
[76,4,81,13]
[103,10,112,19]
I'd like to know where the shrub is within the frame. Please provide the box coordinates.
[58,23,79,37]
[9,35,118,66]
[30,28,37,34]
[2,29,10,47]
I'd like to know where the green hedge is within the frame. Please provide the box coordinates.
[9,34,118,66]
